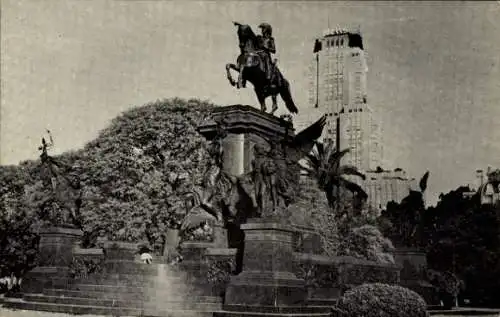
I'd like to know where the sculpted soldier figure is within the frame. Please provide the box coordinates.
[256,23,277,86]
[251,144,270,215]
[189,119,230,225]
[37,132,83,228]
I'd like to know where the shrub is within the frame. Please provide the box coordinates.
[340,225,395,264]
[334,283,428,317]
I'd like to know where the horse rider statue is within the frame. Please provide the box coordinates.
[226,22,298,115]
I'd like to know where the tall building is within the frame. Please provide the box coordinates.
[363,168,417,212]
[304,28,382,172]
[296,27,414,213]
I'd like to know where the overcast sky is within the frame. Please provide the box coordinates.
[2,0,500,205]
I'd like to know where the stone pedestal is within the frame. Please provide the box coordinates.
[197,105,295,176]
[394,247,438,305]
[197,105,296,271]
[22,226,83,293]
[102,240,138,261]
[99,241,141,274]
[37,226,83,266]
[224,220,306,308]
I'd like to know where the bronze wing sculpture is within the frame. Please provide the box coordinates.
[285,114,327,162]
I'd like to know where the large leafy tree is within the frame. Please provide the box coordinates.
[72,98,215,250]
[0,164,40,277]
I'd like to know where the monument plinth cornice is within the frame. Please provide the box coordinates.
[197,105,295,140]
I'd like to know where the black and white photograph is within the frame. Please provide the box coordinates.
[1,1,500,316]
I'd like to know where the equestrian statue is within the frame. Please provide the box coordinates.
[226,22,299,115]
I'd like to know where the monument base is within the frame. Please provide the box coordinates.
[21,226,82,294]
[225,271,305,306]
[21,267,71,294]
[224,220,307,310]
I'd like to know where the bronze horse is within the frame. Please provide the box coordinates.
[225,22,298,115]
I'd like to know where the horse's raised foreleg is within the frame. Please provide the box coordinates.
[271,94,278,115]
[225,63,238,87]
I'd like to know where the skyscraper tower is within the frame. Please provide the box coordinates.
[307,27,382,172]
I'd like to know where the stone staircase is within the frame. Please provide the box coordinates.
[2,265,333,317]
[3,261,224,316]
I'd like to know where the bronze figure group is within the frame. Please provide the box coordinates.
[190,115,327,225]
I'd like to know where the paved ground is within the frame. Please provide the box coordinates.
[1,307,499,317]
[0,308,108,317]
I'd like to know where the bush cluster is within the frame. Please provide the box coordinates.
[334,283,428,317]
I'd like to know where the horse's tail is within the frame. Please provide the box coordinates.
[279,79,298,114]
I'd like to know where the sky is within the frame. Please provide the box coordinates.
[1,1,500,206]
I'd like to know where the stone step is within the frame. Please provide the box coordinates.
[72,274,185,287]
[24,293,145,309]
[101,262,185,275]
[43,288,223,303]
[83,271,185,280]
[3,298,217,316]
[214,312,331,317]
[305,298,338,306]
[223,304,332,314]
[70,282,211,294]
[23,294,223,311]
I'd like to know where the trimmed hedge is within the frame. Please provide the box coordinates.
[334,283,428,317]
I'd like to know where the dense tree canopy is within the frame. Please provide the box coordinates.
[380,181,500,307]
[424,188,500,307]
[74,98,216,249]
[0,163,40,276]
[1,98,216,266]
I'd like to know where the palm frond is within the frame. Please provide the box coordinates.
[338,165,366,180]
[339,178,368,200]
[326,148,350,168]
